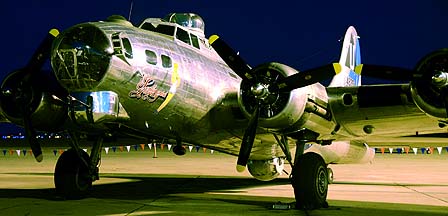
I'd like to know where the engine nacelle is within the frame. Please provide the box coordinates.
[238,62,335,134]
[0,70,68,131]
[247,157,285,181]
[410,49,448,118]
[305,141,375,164]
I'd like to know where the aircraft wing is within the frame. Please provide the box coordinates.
[328,83,448,148]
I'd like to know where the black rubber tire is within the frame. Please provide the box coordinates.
[173,145,186,156]
[291,152,329,209]
[54,149,92,199]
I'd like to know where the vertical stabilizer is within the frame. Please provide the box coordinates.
[328,26,361,87]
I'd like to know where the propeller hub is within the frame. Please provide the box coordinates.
[431,71,448,88]
[0,70,38,119]
[251,83,270,99]
[2,88,12,96]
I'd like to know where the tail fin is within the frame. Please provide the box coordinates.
[328,26,361,87]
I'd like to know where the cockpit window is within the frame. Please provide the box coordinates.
[176,28,191,45]
[141,23,175,36]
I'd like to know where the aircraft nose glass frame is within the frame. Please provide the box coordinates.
[51,24,112,91]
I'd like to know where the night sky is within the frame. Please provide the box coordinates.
[0,1,447,133]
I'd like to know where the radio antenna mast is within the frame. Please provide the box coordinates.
[128,0,134,22]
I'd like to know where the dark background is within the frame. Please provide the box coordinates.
[0,0,447,133]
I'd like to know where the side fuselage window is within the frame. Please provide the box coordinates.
[145,50,157,65]
[161,55,172,68]
[190,34,200,49]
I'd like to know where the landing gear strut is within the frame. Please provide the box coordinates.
[288,130,329,209]
[54,132,103,198]
[173,135,186,156]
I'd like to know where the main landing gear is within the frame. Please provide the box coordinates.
[54,133,103,198]
[173,135,186,156]
[277,130,330,210]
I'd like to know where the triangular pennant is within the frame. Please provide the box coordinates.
[126,146,131,152]
[9,149,13,155]
[83,149,88,153]
[161,144,165,150]
[140,144,145,151]
[437,147,443,155]
[22,149,27,156]
[446,147,448,153]
[421,148,426,154]
[412,147,418,155]
[404,147,410,154]
[112,146,117,152]
[3,149,7,156]
[196,146,200,152]
[29,150,33,156]
[429,147,434,154]
[380,148,385,154]
[53,149,58,156]
[105,147,110,154]
[167,144,172,151]
[203,147,207,153]
[211,150,214,154]
[188,145,193,152]
[388,148,393,154]
[396,148,402,154]
[16,150,21,156]
[133,145,138,151]
[59,149,65,155]
[147,143,152,150]
[119,146,124,152]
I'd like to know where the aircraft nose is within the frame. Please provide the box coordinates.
[51,24,112,91]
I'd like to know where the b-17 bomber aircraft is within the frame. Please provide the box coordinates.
[1,13,448,209]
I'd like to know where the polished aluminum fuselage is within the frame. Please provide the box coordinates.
[62,20,262,157]
[52,19,447,163]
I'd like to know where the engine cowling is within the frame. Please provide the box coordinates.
[410,49,448,118]
[237,62,335,134]
[247,157,285,181]
[238,63,306,129]
[0,70,68,131]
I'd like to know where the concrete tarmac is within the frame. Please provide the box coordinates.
[0,148,447,215]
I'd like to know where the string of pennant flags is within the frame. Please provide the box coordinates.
[375,147,448,155]
[1,145,448,157]
[1,143,216,157]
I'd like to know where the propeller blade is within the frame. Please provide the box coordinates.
[275,63,342,92]
[354,64,414,80]
[22,109,43,162]
[25,29,59,71]
[236,103,260,172]
[209,35,254,82]
[8,29,59,162]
